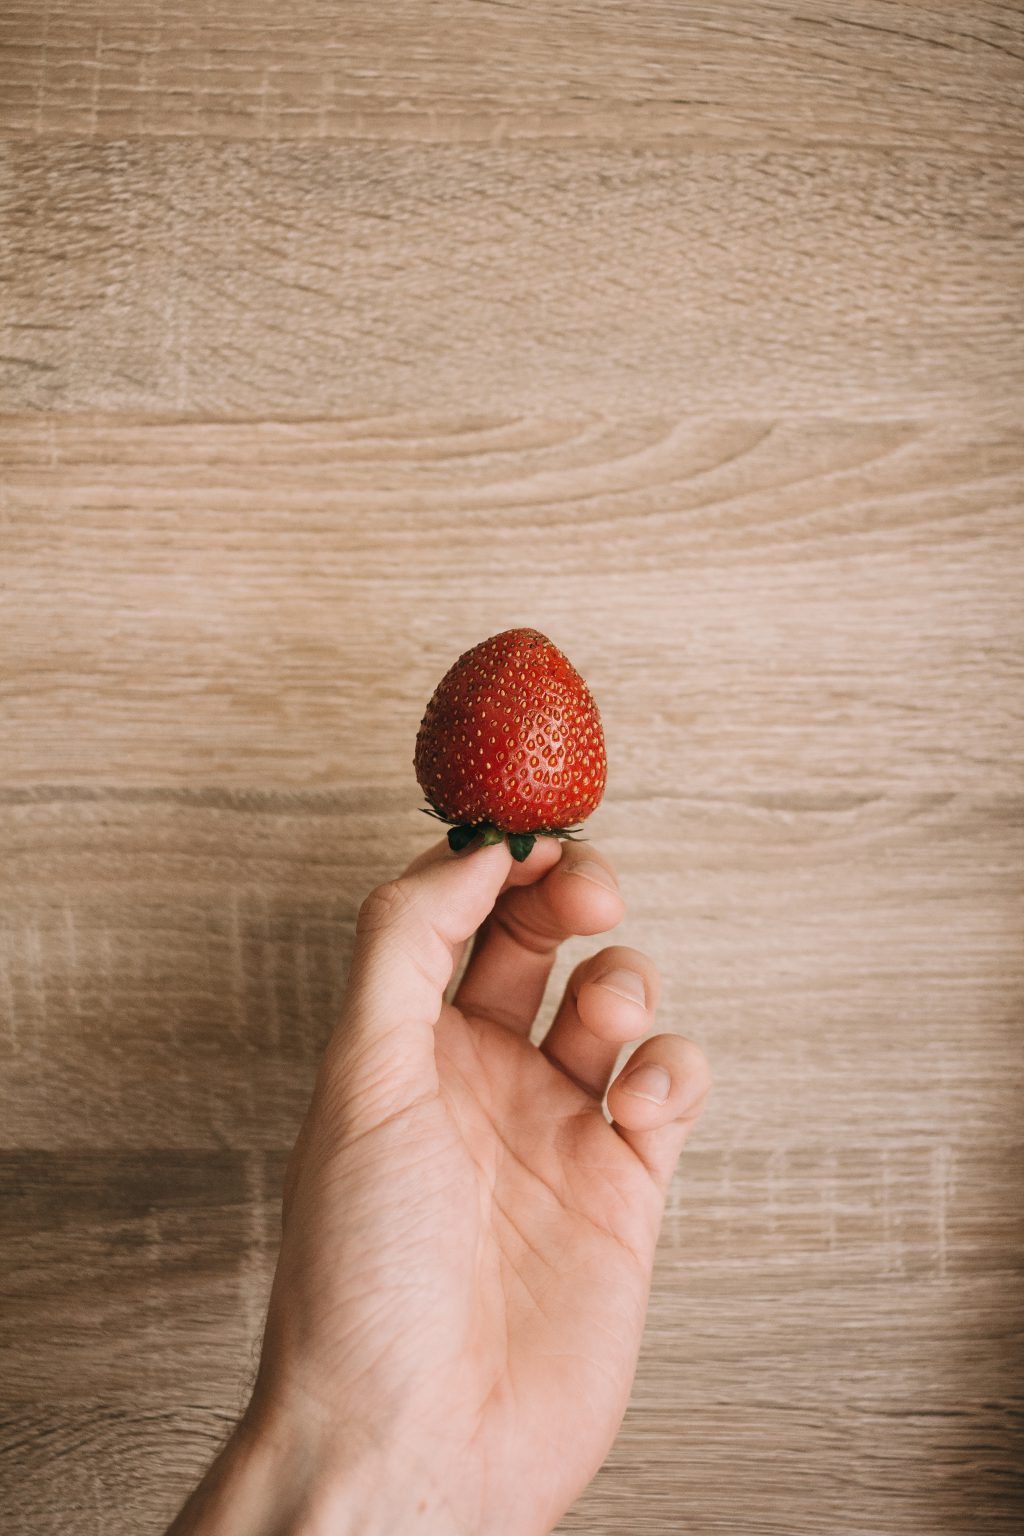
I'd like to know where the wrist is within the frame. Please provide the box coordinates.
[167,1383,463,1536]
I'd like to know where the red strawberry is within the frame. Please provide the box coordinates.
[414,628,607,861]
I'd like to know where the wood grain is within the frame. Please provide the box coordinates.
[1,2,1022,1532]
[2,781,1021,1151]
[2,144,1021,415]
[2,414,1021,790]
[0,1,1021,152]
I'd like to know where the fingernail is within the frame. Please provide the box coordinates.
[621,1061,671,1104]
[597,968,647,1007]
[567,859,619,893]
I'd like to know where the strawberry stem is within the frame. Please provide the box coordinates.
[447,821,527,856]
[420,806,586,861]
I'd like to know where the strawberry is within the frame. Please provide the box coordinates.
[414,628,607,861]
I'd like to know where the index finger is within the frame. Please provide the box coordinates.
[406,832,564,978]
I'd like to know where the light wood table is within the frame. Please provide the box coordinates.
[1,5,1022,1531]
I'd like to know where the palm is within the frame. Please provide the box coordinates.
[428,1001,663,1524]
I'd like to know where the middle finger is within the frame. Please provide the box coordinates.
[452,842,625,1036]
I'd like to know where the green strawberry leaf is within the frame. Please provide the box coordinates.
[447,823,480,852]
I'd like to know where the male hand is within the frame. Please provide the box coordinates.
[168,835,711,1536]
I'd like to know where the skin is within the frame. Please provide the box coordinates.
[168,835,711,1536]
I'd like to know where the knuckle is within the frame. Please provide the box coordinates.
[355,878,415,937]
[629,944,658,976]
[571,948,608,985]
[576,943,659,1001]
[690,1040,713,1085]
[601,943,655,974]
[676,1035,713,1090]
[491,897,561,956]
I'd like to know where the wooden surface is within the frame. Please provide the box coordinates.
[1,4,1022,1532]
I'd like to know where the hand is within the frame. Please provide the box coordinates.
[168,836,711,1536]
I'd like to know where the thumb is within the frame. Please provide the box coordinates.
[324,839,513,1122]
